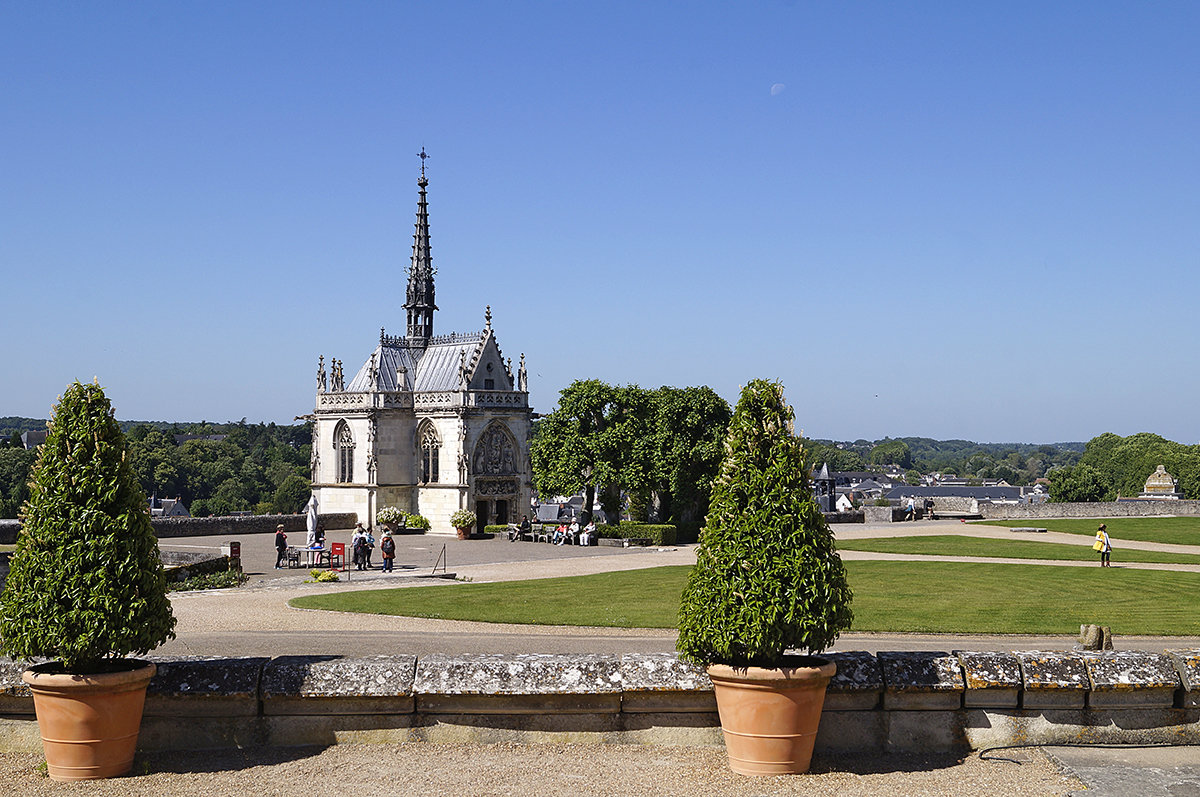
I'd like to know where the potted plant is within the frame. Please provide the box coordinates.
[0,381,176,781]
[450,508,476,540]
[376,505,404,534]
[676,380,853,776]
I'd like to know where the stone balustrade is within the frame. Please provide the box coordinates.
[2,650,1199,753]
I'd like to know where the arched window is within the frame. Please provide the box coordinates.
[420,426,439,484]
[335,422,354,483]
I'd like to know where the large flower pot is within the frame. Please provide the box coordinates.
[22,659,156,781]
[706,656,835,776]
[456,527,470,540]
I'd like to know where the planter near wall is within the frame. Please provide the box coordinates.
[23,661,156,781]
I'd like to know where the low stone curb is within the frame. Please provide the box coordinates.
[0,649,1198,753]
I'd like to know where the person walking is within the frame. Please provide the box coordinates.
[380,530,395,572]
[274,524,288,569]
[1095,524,1112,567]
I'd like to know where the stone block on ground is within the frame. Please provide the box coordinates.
[617,653,714,713]
[146,655,268,717]
[1166,649,1200,708]
[1081,651,1180,709]
[955,651,1021,708]
[262,655,416,715]
[1016,651,1088,709]
[0,658,33,715]
[878,651,963,710]
[414,654,622,715]
[823,651,883,710]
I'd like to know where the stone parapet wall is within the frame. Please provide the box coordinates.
[2,650,1198,753]
[0,513,358,544]
[980,501,1200,520]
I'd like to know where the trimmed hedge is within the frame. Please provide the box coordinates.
[597,523,677,546]
[483,525,511,536]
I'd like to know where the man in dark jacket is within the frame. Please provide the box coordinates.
[274,524,288,569]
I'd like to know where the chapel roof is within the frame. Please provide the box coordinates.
[346,331,489,393]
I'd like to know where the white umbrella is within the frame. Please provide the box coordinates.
[305,495,319,547]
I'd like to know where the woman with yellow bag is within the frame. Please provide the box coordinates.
[1093,523,1112,567]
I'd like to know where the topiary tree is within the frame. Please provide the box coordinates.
[677,379,852,669]
[0,381,176,673]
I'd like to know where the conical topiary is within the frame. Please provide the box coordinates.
[0,381,176,672]
[677,379,852,668]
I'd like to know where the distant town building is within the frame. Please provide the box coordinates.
[20,430,46,449]
[307,154,533,534]
[148,496,189,517]
[1140,465,1181,500]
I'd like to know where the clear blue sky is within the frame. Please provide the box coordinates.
[3,2,1198,444]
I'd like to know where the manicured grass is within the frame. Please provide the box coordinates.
[290,561,1200,636]
[292,567,690,628]
[974,517,1200,546]
[836,534,1200,564]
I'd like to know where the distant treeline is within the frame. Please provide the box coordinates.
[0,420,312,519]
[801,437,1086,486]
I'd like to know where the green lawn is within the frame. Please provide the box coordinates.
[290,561,1200,636]
[974,517,1200,546]
[836,534,1200,564]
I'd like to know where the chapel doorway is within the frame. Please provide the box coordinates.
[476,500,489,527]
[495,500,508,525]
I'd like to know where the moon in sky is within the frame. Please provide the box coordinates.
[770,83,786,96]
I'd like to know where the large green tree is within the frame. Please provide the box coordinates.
[646,386,731,524]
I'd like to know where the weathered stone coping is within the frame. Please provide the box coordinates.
[2,649,1198,713]
[1,650,1199,752]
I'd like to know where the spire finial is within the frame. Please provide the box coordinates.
[485,305,492,330]
[417,147,429,181]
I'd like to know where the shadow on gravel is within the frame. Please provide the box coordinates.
[133,745,331,775]
[811,752,966,775]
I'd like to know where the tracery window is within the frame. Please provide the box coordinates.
[335,422,354,483]
[421,427,439,484]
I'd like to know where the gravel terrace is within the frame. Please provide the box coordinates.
[0,744,1082,796]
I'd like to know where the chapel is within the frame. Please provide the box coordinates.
[308,154,533,534]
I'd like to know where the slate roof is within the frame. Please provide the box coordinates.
[346,332,487,393]
[884,485,1023,501]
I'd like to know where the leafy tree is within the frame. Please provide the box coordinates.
[0,447,35,518]
[869,439,912,469]
[1048,464,1111,502]
[904,469,922,486]
[646,386,731,524]
[530,380,619,520]
[272,473,311,514]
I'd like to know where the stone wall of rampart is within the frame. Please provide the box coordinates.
[2,650,1198,753]
[0,513,359,545]
[980,501,1200,520]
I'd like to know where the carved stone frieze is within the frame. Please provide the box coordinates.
[472,424,518,476]
[476,478,518,496]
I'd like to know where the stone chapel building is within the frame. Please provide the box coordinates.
[308,160,533,534]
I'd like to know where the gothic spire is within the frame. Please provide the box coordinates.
[405,148,437,344]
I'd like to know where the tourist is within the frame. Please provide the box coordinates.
[380,530,395,572]
[274,524,288,569]
[351,524,367,569]
[568,518,581,544]
[579,519,596,547]
[1095,524,1112,567]
[552,523,567,545]
[905,496,915,521]
[364,530,376,569]
[512,514,531,542]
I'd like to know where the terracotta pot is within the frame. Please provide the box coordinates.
[22,660,156,781]
[706,656,835,776]
[456,527,469,540]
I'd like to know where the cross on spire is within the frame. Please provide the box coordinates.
[417,146,429,178]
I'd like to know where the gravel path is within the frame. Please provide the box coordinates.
[0,744,1082,796]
